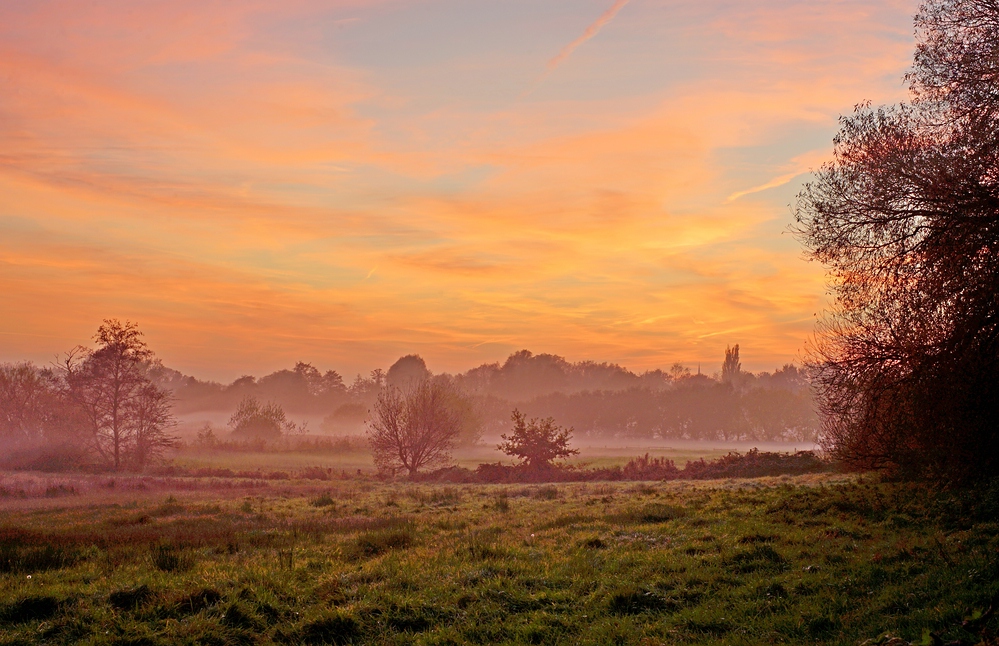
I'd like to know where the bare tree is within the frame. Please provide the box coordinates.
[129,382,176,469]
[368,380,463,476]
[62,320,176,471]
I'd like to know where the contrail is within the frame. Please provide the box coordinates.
[547,0,631,71]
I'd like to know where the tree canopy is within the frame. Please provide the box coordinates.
[62,320,176,470]
[794,0,999,482]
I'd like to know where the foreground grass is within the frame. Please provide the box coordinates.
[1,474,997,645]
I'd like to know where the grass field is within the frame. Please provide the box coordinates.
[1,472,997,645]
[167,440,817,473]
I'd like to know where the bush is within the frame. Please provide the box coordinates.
[623,454,679,480]
[411,449,832,484]
[679,449,830,479]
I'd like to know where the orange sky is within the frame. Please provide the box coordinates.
[0,0,917,381]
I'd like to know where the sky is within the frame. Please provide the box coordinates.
[0,0,917,382]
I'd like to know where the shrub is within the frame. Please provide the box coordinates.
[679,449,830,480]
[623,454,679,480]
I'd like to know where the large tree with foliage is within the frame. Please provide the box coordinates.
[62,320,176,470]
[794,0,999,482]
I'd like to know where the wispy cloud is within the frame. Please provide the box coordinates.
[547,0,631,71]
[725,149,833,202]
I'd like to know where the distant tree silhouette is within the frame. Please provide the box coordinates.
[386,355,431,391]
[794,0,999,482]
[228,396,287,441]
[368,380,463,476]
[0,362,59,444]
[349,369,385,403]
[721,345,742,386]
[498,410,578,470]
[669,362,691,381]
[294,362,346,397]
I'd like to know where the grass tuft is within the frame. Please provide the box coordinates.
[109,585,153,611]
[0,596,62,623]
[348,524,416,559]
[292,612,360,645]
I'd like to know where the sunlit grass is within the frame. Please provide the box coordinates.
[0,474,996,645]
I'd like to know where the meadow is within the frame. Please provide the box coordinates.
[1,468,997,646]
[166,436,818,474]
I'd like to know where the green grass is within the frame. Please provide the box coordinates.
[166,442,761,474]
[0,474,996,645]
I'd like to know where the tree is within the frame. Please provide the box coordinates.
[62,320,177,471]
[129,382,176,469]
[498,410,578,470]
[721,345,742,386]
[794,0,999,482]
[386,355,431,391]
[294,362,346,397]
[228,396,288,441]
[367,379,463,476]
[0,362,58,444]
[0,362,88,470]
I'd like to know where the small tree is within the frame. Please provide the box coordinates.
[228,396,287,441]
[368,380,463,476]
[498,410,578,470]
[195,423,220,449]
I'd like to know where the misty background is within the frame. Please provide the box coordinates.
[154,347,817,446]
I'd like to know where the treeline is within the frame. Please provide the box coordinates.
[2,329,818,473]
[499,373,816,441]
[0,321,176,471]
[159,346,818,442]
